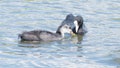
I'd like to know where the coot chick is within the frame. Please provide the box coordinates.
[19,24,73,42]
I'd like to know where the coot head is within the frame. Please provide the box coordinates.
[73,15,87,35]
[56,24,73,37]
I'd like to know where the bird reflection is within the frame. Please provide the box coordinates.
[71,34,84,44]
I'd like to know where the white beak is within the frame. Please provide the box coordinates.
[73,20,79,32]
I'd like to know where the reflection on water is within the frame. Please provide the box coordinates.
[0,0,120,68]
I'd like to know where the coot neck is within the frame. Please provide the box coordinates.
[56,30,64,38]
[78,22,83,30]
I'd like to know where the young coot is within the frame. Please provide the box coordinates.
[19,24,73,42]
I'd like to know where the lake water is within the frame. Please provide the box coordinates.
[0,0,120,68]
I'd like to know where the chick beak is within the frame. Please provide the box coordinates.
[70,31,76,36]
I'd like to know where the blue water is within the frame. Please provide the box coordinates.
[0,0,120,68]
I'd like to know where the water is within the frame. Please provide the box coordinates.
[0,0,120,68]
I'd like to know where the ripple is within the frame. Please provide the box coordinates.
[0,0,120,68]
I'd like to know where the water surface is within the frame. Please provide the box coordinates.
[0,0,120,68]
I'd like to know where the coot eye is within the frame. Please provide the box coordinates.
[66,27,68,28]
[64,25,68,28]
[69,27,71,29]
[63,25,71,29]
